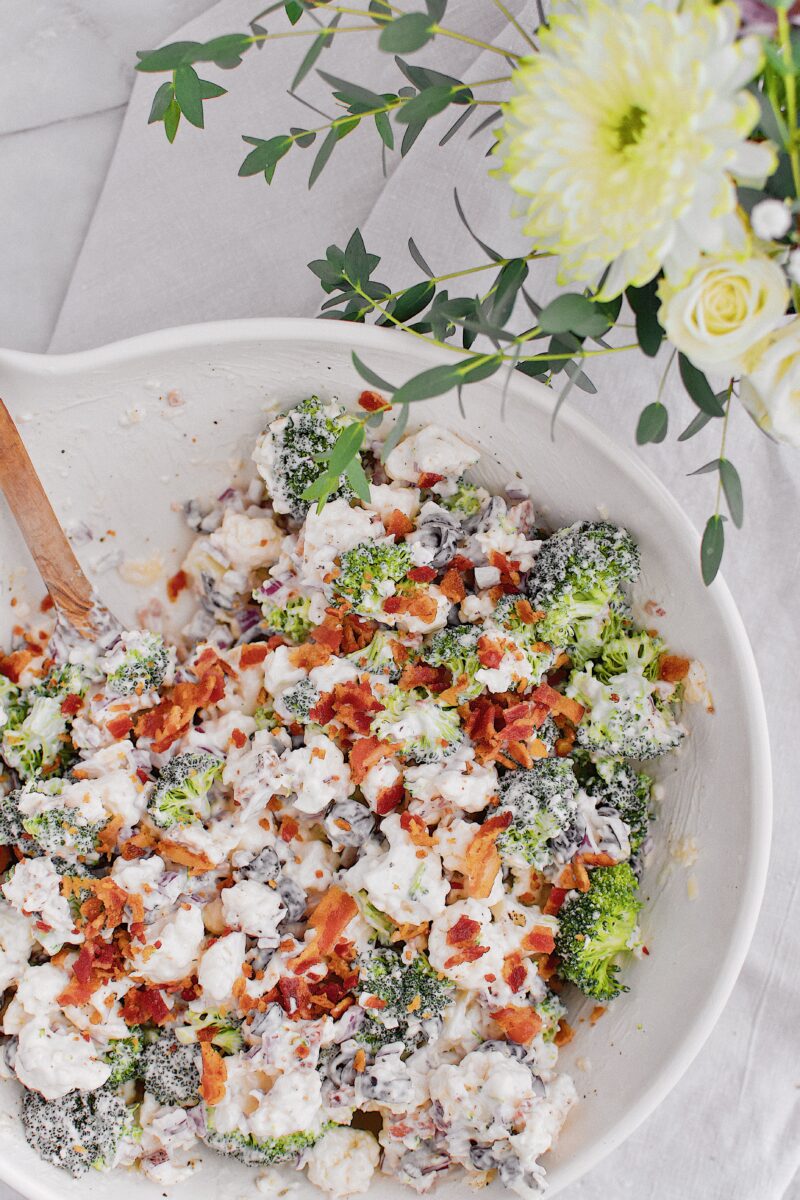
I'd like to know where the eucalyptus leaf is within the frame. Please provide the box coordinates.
[292,12,341,90]
[309,128,339,187]
[539,293,609,337]
[701,515,725,585]
[352,352,397,393]
[148,81,174,124]
[408,238,434,277]
[174,65,205,128]
[688,458,721,476]
[379,13,435,53]
[636,402,668,444]
[679,355,726,417]
[719,458,744,528]
[390,354,502,407]
[164,97,181,143]
[374,111,394,148]
[323,422,365,475]
[345,455,372,503]
[395,85,457,126]
[677,409,713,441]
[386,281,436,323]
[136,41,201,72]
[317,71,386,109]
[439,105,475,145]
[381,401,410,460]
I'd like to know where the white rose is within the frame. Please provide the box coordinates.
[739,319,800,446]
[658,255,788,373]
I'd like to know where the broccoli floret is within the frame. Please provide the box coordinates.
[497,758,580,870]
[355,890,395,944]
[281,678,320,721]
[585,758,652,855]
[141,1030,201,1106]
[371,688,462,764]
[179,1009,244,1055]
[595,628,665,684]
[104,1029,144,1086]
[423,624,482,698]
[0,676,28,730]
[555,862,642,1001]
[33,663,86,702]
[528,522,640,648]
[439,479,486,519]
[256,593,314,642]
[256,396,355,520]
[148,751,221,829]
[21,1087,129,1177]
[536,990,567,1042]
[357,946,453,1049]
[333,541,412,618]
[492,595,551,652]
[102,631,171,696]
[0,788,27,846]
[253,701,280,732]
[1,696,71,780]
[568,665,683,760]
[347,630,408,682]
[22,805,107,861]
[204,1118,334,1166]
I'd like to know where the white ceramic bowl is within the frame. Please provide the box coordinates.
[0,320,771,1200]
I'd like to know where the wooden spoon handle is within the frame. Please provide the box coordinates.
[0,399,99,636]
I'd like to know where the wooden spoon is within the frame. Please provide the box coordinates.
[0,399,117,639]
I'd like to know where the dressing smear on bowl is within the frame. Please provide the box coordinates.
[0,395,691,1197]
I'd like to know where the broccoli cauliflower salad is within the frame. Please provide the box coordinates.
[0,395,694,1198]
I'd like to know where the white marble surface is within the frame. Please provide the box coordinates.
[1,2,800,1199]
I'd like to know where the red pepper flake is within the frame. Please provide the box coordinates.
[166,569,188,603]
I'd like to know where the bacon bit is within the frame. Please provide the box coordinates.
[400,811,436,848]
[389,921,429,946]
[513,598,541,625]
[96,815,124,857]
[492,1005,543,1045]
[443,944,489,970]
[134,659,227,753]
[531,683,584,725]
[323,680,384,737]
[375,780,405,816]
[522,925,556,955]
[106,713,133,740]
[122,986,170,1026]
[408,566,437,584]
[554,728,576,757]
[557,860,589,892]
[543,887,568,916]
[418,472,445,488]
[537,953,560,982]
[659,654,691,683]
[289,642,331,671]
[119,829,157,860]
[309,692,335,725]
[462,811,512,900]
[383,591,438,623]
[350,734,400,782]
[353,1048,367,1073]
[230,727,247,750]
[446,915,481,946]
[280,817,300,844]
[358,390,391,413]
[40,594,55,613]
[238,643,270,669]
[397,663,451,693]
[477,636,503,670]
[310,621,343,652]
[554,1019,575,1047]
[200,1043,228,1105]
[406,993,422,1013]
[579,852,617,867]
[502,952,527,995]
[166,569,189,602]
[382,595,403,614]
[439,567,466,603]
[384,509,414,538]
[362,995,388,1010]
[288,886,358,972]
[60,693,83,716]
[158,841,216,874]
[590,1005,607,1025]
[0,649,33,683]
[278,974,312,1015]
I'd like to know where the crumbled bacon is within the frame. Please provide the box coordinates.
[446,916,481,946]
[134,657,227,753]
[106,713,133,740]
[0,649,33,683]
[543,887,568,916]
[439,568,466,603]
[382,592,438,623]
[477,636,503,670]
[166,569,189,602]
[462,811,512,900]
[60,693,83,716]
[502,952,527,994]
[659,654,691,683]
[358,390,391,413]
[418,472,445,488]
[289,886,357,971]
[531,683,584,725]
[400,812,436,848]
[492,1005,542,1044]
[375,780,404,815]
[384,509,414,538]
[289,642,331,671]
[349,736,399,785]
[522,925,556,955]
[324,680,384,736]
[238,642,270,669]
[199,1043,228,1105]
[397,663,451,693]
[122,986,171,1026]
[408,566,437,584]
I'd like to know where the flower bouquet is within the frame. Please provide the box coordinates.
[136,0,800,582]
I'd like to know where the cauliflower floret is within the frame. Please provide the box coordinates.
[429,1048,537,1132]
[305,1127,380,1196]
[263,645,307,700]
[360,756,404,814]
[428,898,504,989]
[405,747,497,817]
[297,499,381,588]
[281,734,352,816]
[198,931,247,1007]
[15,1021,112,1099]
[221,880,286,941]
[3,962,69,1034]
[2,858,81,954]
[343,812,448,924]
[138,1094,200,1185]
[0,901,32,992]
[362,483,421,523]
[130,905,204,985]
[209,509,283,571]
[385,425,480,487]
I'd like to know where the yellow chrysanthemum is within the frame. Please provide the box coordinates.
[494,0,774,299]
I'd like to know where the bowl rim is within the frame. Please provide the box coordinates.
[0,317,773,1198]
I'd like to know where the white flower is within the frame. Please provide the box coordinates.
[658,254,788,372]
[750,198,792,241]
[494,0,773,298]
[739,319,800,445]
[787,248,800,285]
